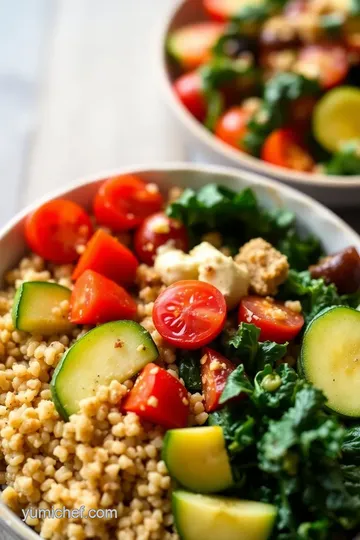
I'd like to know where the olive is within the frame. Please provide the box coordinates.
[309,246,360,294]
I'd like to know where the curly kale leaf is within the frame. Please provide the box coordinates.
[325,141,360,176]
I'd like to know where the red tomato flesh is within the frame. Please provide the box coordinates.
[261,129,315,172]
[72,229,139,285]
[123,363,189,429]
[201,348,235,412]
[296,45,349,89]
[239,296,304,343]
[94,175,164,232]
[25,199,93,264]
[204,0,247,22]
[134,212,189,266]
[173,71,207,121]
[70,270,137,325]
[153,280,227,350]
[215,106,252,152]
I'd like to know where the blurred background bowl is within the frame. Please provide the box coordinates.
[158,0,360,207]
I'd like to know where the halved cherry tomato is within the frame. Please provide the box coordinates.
[70,270,136,325]
[239,296,304,343]
[295,45,349,89]
[72,229,138,285]
[25,199,93,264]
[94,175,164,232]
[201,348,235,412]
[123,363,189,429]
[261,129,315,172]
[204,0,245,22]
[215,106,252,151]
[153,281,227,350]
[134,212,189,266]
[173,71,207,121]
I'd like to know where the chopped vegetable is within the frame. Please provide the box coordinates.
[295,45,349,90]
[173,71,208,121]
[70,270,137,325]
[261,128,314,172]
[215,106,252,151]
[25,199,93,264]
[153,280,227,350]
[51,321,158,419]
[162,426,233,493]
[123,363,189,429]
[94,175,163,232]
[301,306,360,418]
[201,348,236,412]
[325,140,360,175]
[12,282,73,335]
[178,351,202,393]
[238,296,304,343]
[134,212,188,265]
[72,229,139,285]
[172,490,277,540]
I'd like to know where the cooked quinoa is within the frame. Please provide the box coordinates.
[0,254,209,540]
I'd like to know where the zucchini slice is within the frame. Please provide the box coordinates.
[12,281,73,335]
[51,320,158,419]
[313,87,360,152]
[162,426,233,493]
[301,306,360,417]
[173,490,276,540]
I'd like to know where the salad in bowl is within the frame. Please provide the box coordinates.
[0,166,359,540]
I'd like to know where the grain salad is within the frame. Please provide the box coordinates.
[1,174,360,540]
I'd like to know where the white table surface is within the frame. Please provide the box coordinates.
[0,1,359,539]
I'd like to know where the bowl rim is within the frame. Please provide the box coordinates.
[0,161,360,540]
[156,0,360,189]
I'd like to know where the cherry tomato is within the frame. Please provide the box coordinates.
[239,296,304,343]
[70,270,137,325]
[203,0,245,22]
[25,199,93,264]
[134,212,189,266]
[201,348,235,412]
[261,129,315,172]
[72,229,139,285]
[123,363,189,429]
[296,45,349,89]
[94,175,164,232]
[215,106,252,151]
[173,71,207,121]
[153,281,227,350]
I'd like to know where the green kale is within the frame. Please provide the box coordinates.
[177,352,202,393]
[277,229,322,271]
[166,184,295,249]
[278,270,346,325]
[219,364,254,404]
[325,141,360,176]
[254,364,298,414]
[225,322,288,376]
[244,73,321,156]
[342,426,360,465]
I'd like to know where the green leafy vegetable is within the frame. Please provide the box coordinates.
[278,270,355,325]
[325,141,360,176]
[244,73,321,156]
[225,322,287,376]
[277,230,322,271]
[342,426,360,465]
[219,364,254,404]
[320,13,344,36]
[254,364,298,413]
[177,352,202,393]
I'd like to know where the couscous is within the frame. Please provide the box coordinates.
[0,174,360,540]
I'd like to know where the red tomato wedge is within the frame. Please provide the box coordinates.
[123,363,189,429]
[72,229,139,285]
[238,296,304,343]
[134,212,189,266]
[168,22,225,70]
[94,175,164,232]
[70,270,137,325]
[204,0,247,22]
[173,71,207,122]
[153,281,227,350]
[261,129,315,172]
[201,348,235,412]
[295,45,349,90]
[25,199,93,264]
[215,106,252,151]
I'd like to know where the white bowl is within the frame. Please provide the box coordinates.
[157,0,360,207]
[1,163,360,539]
